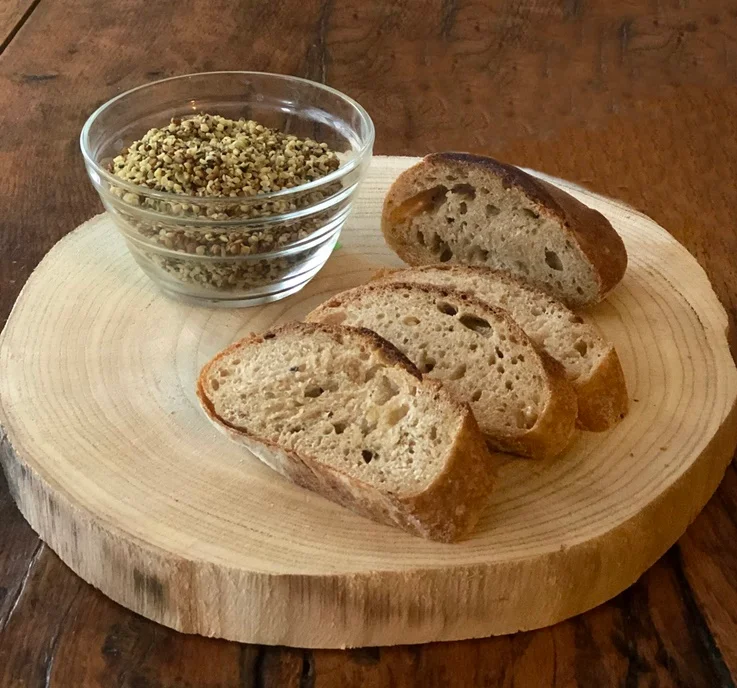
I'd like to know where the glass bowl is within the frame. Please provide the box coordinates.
[80,72,374,307]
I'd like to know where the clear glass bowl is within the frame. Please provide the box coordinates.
[80,72,374,307]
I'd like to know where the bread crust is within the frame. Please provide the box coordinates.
[370,264,629,432]
[307,283,578,460]
[197,322,496,542]
[575,346,629,431]
[381,153,628,307]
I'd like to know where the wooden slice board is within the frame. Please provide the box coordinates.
[1,157,736,649]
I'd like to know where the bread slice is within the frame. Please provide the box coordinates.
[381,153,628,308]
[197,322,496,542]
[307,284,578,460]
[372,265,628,431]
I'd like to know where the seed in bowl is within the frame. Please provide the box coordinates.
[107,114,343,293]
[111,114,340,197]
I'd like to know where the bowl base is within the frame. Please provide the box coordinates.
[156,281,309,308]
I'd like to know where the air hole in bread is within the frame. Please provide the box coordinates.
[437,242,453,262]
[362,449,374,464]
[530,226,538,236]
[523,208,540,219]
[446,175,458,182]
[496,363,505,374]
[448,363,467,380]
[488,352,497,364]
[545,249,563,271]
[485,203,500,217]
[570,314,584,324]
[451,183,476,199]
[333,421,346,434]
[364,365,381,382]
[231,359,241,365]
[391,185,448,221]
[516,408,538,430]
[219,369,229,377]
[459,201,468,215]
[471,390,482,402]
[495,346,504,358]
[403,315,420,326]
[446,216,454,224]
[420,356,437,374]
[385,403,409,426]
[416,231,426,246]
[574,340,588,357]
[304,385,324,398]
[374,376,400,405]
[459,314,491,335]
[576,286,584,295]
[436,301,458,316]
[505,380,513,391]
[210,379,220,391]
[263,333,276,340]
[470,343,478,351]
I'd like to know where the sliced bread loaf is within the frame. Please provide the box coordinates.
[372,265,628,431]
[381,153,628,308]
[307,284,578,460]
[197,322,496,542]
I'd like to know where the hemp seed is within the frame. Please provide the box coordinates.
[108,114,342,293]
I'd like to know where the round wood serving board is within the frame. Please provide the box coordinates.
[1,157,736,649]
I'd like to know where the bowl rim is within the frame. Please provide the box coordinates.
[80,71,375,204]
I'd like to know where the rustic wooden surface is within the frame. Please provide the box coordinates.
[1,0,737,685]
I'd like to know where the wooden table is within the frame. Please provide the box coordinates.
[1,1,737,685]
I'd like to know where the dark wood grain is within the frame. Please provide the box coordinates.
[1,0,737,685]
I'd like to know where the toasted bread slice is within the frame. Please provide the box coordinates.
[197,322,496,542]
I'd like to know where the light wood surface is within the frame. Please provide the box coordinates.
[1,156,735,649]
